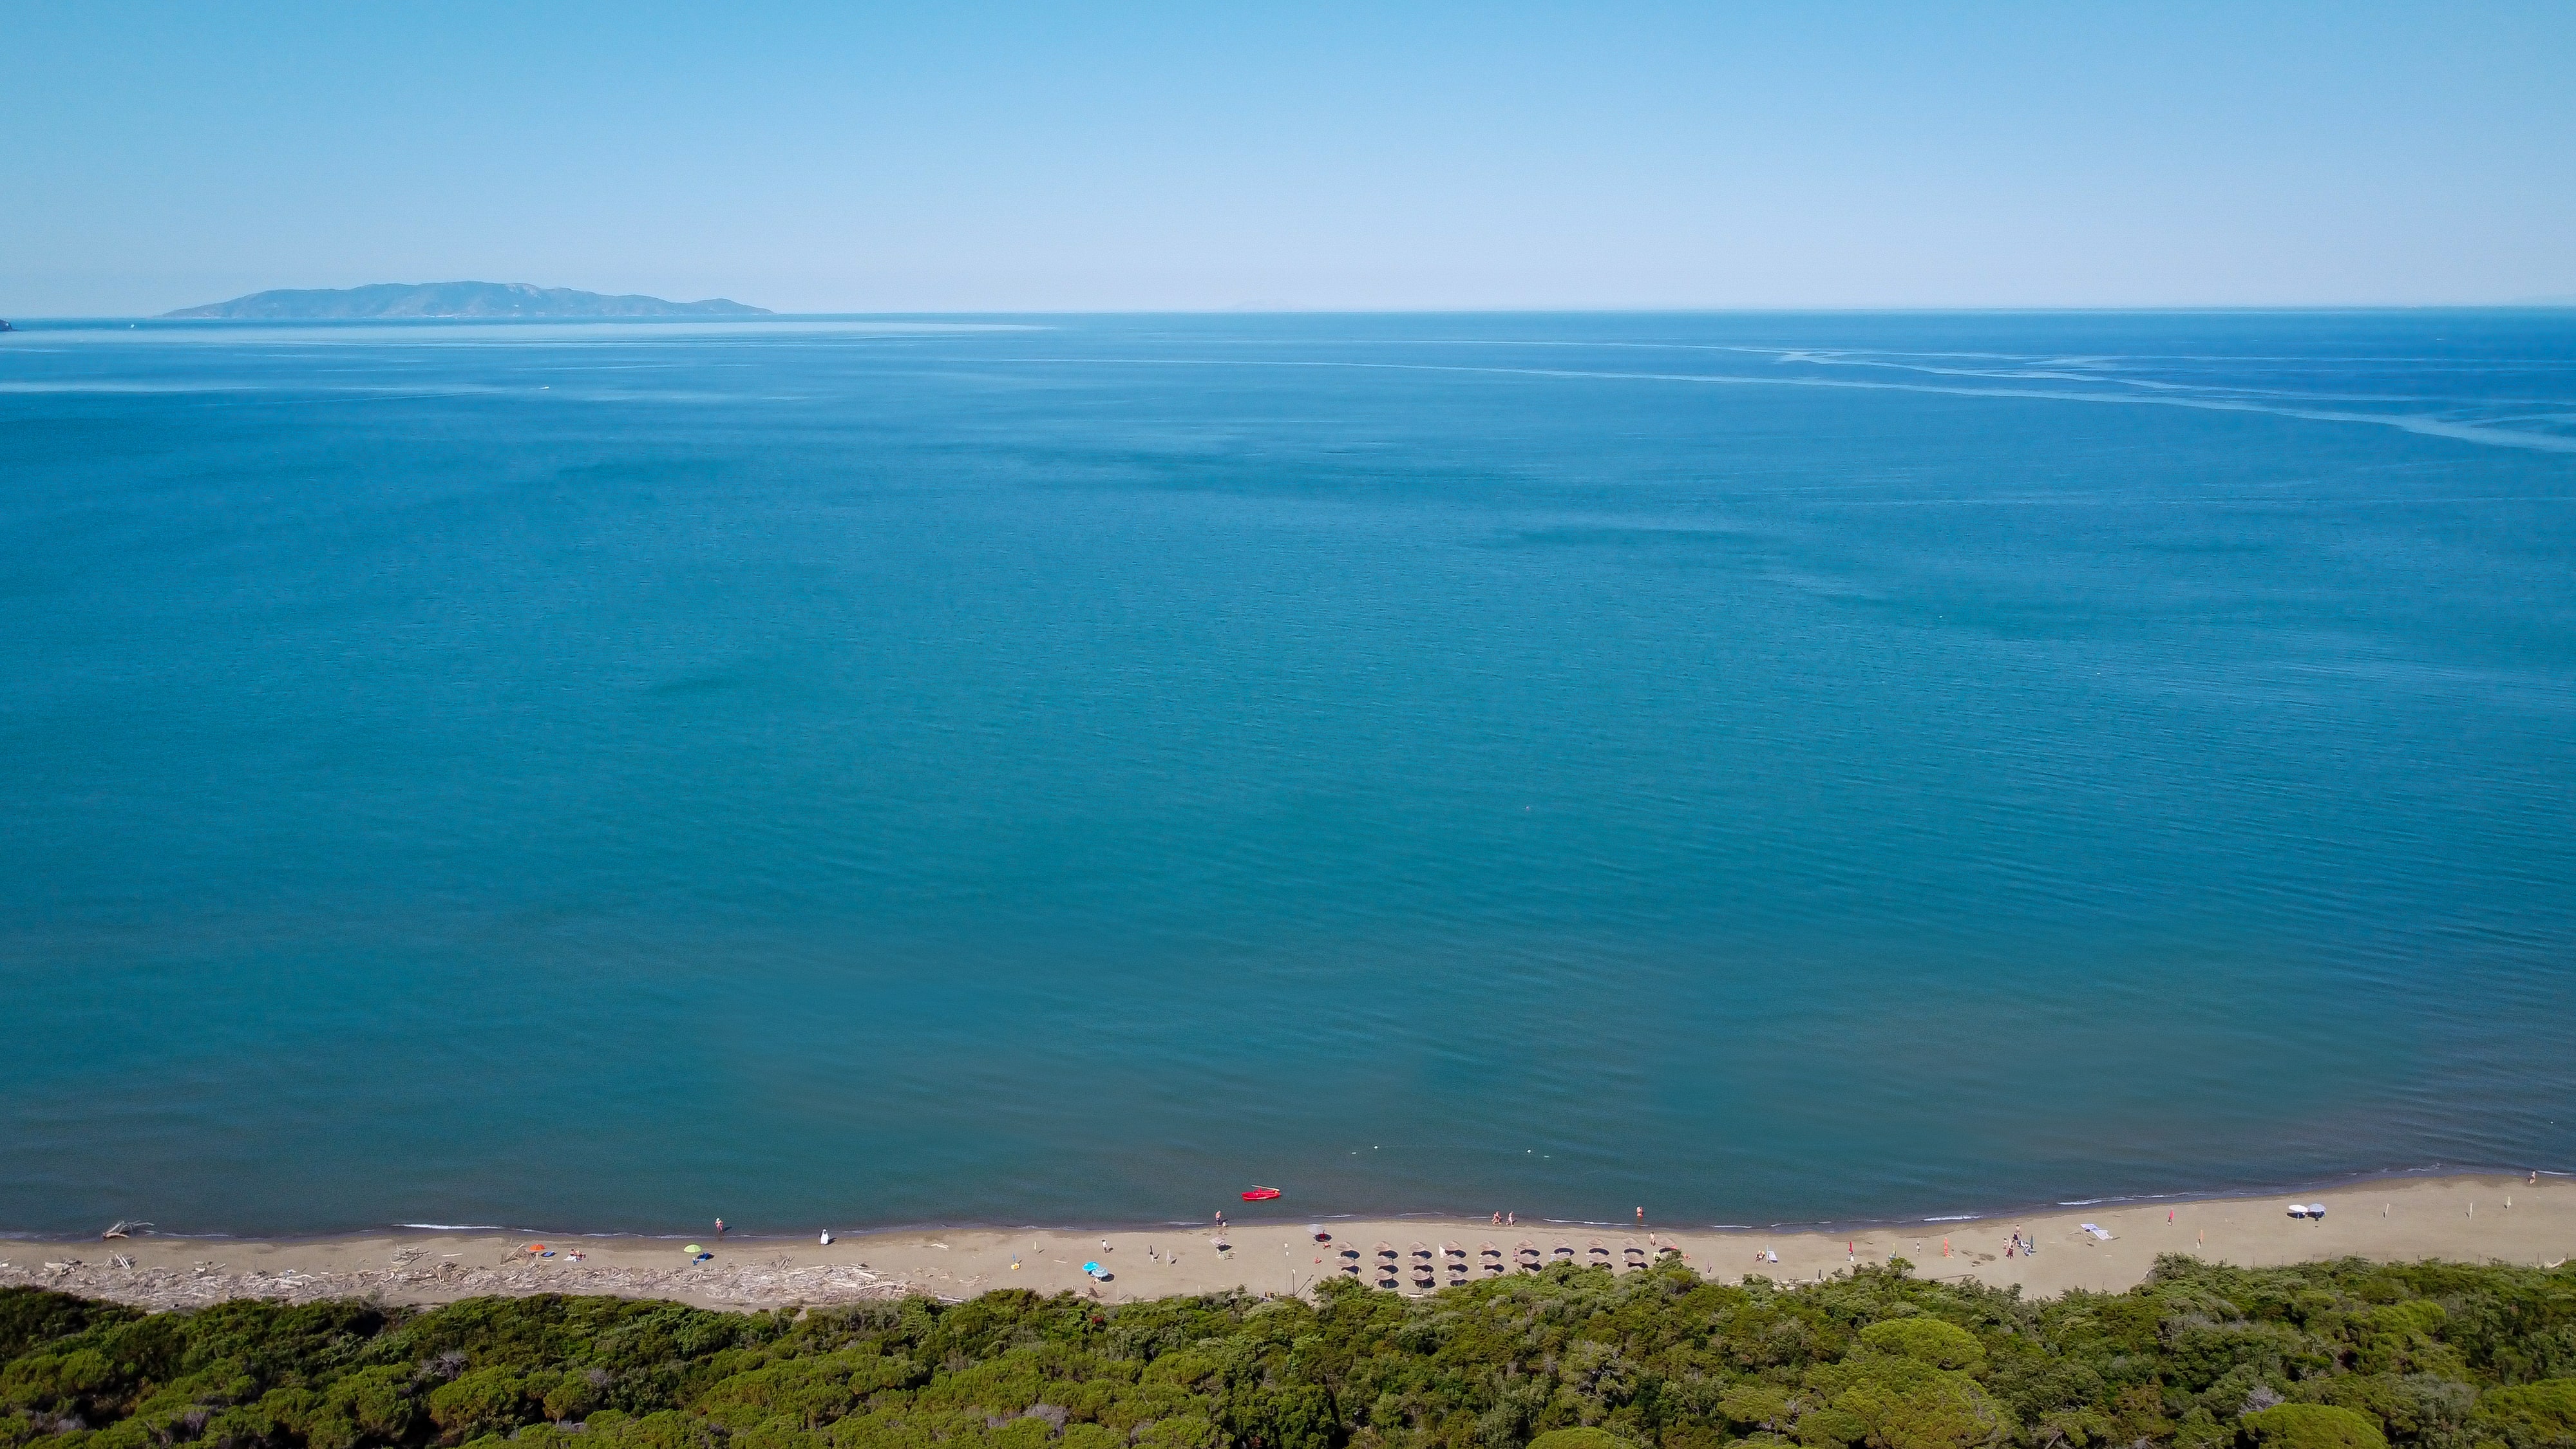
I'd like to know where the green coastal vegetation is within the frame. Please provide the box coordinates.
[8,1257,2575,1449]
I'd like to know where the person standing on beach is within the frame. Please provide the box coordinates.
[1636,1207,1645,1228]
[715,1218,726,1238]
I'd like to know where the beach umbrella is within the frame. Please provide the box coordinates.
[685,1243,705,1253]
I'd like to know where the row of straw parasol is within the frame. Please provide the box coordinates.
[1307,1226,1672,1293]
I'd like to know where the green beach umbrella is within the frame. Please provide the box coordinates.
[684,1243,704,1254]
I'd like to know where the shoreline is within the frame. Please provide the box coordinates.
[5,1171,2568,1314]
[14,1160,2561,1247]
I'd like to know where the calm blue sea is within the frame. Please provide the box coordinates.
[3,311,2572,1238]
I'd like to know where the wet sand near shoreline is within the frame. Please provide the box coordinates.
[6,1173,2566,1314]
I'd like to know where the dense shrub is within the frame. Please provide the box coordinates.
[2240,1405,2387,1449]
[1528,1430,1633,1449]
[2473,1379,2576,1449]
[6,1256,2575,1449]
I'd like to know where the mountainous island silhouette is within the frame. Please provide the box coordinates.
[164,281,770,319]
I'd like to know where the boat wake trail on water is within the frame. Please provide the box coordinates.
[951,346,2576,456]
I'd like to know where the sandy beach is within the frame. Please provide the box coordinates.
[6,1172,2565,1314]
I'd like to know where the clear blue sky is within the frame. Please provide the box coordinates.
[7,1,2573,314]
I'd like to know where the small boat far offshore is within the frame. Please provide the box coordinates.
[1241,1185,1282,1200]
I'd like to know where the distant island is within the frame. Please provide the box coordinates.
[161,281,771,319]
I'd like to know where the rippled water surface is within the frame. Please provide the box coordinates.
[3,312,2571,1235]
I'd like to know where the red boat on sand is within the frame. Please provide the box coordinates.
[1241,1186,1283,1201]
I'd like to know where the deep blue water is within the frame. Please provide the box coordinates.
[3,311,2572,1238]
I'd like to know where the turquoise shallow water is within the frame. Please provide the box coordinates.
[3,311,2571,1237]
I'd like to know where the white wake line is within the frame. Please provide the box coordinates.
[1215,336,2576,374]
[1779,494,2576,507]
[953,354,2576,457]
[1748,352,2533,405]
